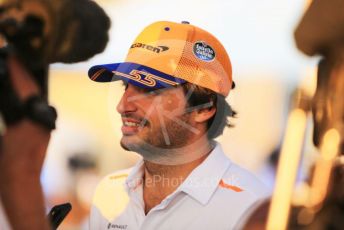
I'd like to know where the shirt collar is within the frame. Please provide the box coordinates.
[124,159,144,193]
[178,142,231,205]
[124,142,231,205]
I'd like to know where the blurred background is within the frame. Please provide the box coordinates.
[41,0,320,228]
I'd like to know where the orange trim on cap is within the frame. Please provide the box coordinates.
[112,70,179,87]
[219,179,243,192]
[91,69,106,81]
[112,70,156,87]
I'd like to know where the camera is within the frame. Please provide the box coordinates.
[0,0,110,129]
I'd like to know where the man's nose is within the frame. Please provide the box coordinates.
[116,85,138,114]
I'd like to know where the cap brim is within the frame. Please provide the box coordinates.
[88,62,186,89]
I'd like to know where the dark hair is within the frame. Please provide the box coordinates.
[181,83,236,140]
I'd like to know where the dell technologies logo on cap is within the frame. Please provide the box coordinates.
[131,43,169,53]
[193,41,215,62]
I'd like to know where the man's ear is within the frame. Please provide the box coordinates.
[194,106,216,123]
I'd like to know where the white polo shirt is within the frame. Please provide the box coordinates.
[89,143,269,230]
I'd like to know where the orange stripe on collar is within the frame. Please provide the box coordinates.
[109,174,128,180]
[219,179,243,192]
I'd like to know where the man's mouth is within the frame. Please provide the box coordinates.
[123,121,141,127]
[121,118,147,135]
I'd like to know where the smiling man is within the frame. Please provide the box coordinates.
[88,21,268,230]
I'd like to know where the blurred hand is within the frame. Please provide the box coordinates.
[1,55,50,173]
[0,56,51,230]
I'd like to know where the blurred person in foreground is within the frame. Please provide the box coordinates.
[88,21,269,229]
[0,56,52,230]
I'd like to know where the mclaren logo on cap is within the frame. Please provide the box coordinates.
[131,43,169,53]
[193,41,215,62]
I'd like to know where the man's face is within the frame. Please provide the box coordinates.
[116,83,200,156]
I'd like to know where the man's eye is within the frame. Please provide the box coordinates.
[147,89,163,95]
[139,87,158,94]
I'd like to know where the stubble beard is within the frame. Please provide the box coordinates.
[120,113,196,162]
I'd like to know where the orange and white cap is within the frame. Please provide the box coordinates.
[88,21,233,97]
